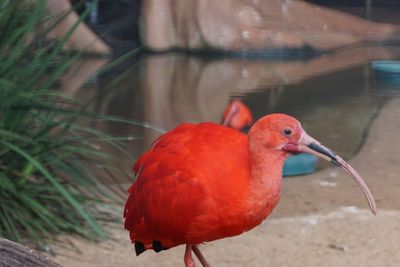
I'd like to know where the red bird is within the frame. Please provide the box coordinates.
[221,99,253,130]
[124,114,376,267]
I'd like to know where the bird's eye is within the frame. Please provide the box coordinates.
[283,128,292,137]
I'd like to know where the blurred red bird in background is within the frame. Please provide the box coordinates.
[221,99,253,131]
[124,113,376,267]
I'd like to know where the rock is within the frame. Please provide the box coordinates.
[140,0,400,52]
[45,0,111,55]
[0,239,60,267]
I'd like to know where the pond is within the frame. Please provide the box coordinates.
[69,6,400,180]
[71,46,399,177]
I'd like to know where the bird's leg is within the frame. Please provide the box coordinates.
[184,244,196,267]
[192,245,210,267]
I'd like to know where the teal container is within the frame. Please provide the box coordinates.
[371,60,400,85]
[371,60,400,74]
[283,153,318,176]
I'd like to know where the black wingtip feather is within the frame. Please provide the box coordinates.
[152,240,163,252]
[152,240,169,253]
[135,241,146,256]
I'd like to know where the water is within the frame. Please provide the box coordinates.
[74,47,399,168]
[69,6,400,179]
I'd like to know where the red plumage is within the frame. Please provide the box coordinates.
[124,122,271,250]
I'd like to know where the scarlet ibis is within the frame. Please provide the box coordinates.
[124,114,376,267]
[221,99,253,131]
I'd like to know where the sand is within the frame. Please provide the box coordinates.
[51,98,400,267]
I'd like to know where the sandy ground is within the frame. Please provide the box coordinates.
[51,98,400,267]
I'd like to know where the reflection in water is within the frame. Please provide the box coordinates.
[70,45,400,178]
[59,57,108,94]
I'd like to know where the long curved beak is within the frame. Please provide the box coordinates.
[298,132,377,215]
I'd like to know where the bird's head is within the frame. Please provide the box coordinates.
[222,100,253,131]
[249,113,377,215]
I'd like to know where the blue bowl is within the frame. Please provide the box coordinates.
[371,60,400,74]
[283,153,318,176]
[370,60,400,90]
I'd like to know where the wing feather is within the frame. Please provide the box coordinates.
[124,122,249,249]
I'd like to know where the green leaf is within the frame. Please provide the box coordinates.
[0,141,105,238]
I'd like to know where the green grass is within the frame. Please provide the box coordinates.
[0,0,143,249]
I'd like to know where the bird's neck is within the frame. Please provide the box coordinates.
[246,145,287,224]
[249,148,286,199]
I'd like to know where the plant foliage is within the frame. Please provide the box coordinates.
[0,0,137,248]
